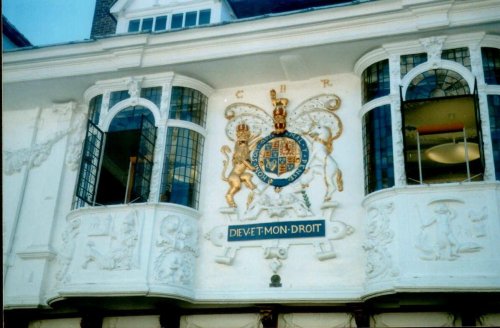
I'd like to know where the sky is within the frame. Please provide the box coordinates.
[2,0,96,46]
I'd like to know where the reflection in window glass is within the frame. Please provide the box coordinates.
[199,9,211,25]
[442,47,471,70]
[400,53,427,78]
[169,87,208,127]
[160,127,204,209]
[363,105,394,194]
[128,19,140,32]
[155,16,167,31]
[141,87,162,108]
[362,59,390,104]
[88,95,102,125]
[487,95,500,180]
[406,69,469,100]
[171,13,183,28]
[482,47,500,85]
[142,18,153,31]
[403,96,482,184]
[109,90,130,108]
[185,11,197,27]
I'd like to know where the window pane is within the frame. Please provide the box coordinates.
[442,47,471,70]
[482,47,500,85]
[171,13,183,29]
[199,9,211,25]
[142,17,153,31]
[400,53,427,78]
[132,115,156,203]
[155,16,167,31]
[169,86,208,127]
[128,19,140,32]
[363,105,394,194]
[185,11,197,27]
[362,59,390,104]
[403,96,482,184]
[75,121,104,207]
[406,69,470,100]
[88,95,102,125]
[109,106,154,132]
[487,94,500,180]
[160,127,204,209]
[141,87,162,108]
[109,90,130,108]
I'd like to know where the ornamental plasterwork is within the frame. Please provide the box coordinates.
[55,218,81,283]
[415,199,487,261]
[153,215,199,286]
[4,102,79,175]
[206,90,354,281]
[362,202,398,281]
[82,210,140,271]
[420,36,446,67]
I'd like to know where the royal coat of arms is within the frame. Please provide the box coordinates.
[211,89,351,284]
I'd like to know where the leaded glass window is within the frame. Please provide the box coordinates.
[405,69,469,100]
[362,59,390,104]
[400,53,427,78]
[141,87,162,108]
[109,90,130,108]
[363,105,394,194]
[169,87,208,127]
[88,95,102,125]
[160,127,204,209]
[487,94,500,180]
[482,47,500,85]
[442,47,471,70]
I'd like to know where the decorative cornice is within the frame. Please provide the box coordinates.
[4,1,500,83]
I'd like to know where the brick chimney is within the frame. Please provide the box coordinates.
[90,0,117,38]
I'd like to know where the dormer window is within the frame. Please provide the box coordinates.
[127,9,211,33]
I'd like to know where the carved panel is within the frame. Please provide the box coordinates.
[416,199,487,261]
[82,210,140,270]
[153,215,199,286]
[363,202,398,280]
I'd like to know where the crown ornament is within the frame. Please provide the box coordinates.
[270,89,288,134]
[236,122,251,141]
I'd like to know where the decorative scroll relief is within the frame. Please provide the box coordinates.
[207,90,353,281]
[153,215,199,286]
[55,218,81,283]
[4,102,86,175]
[416,199,487,261]
[362,202,398,281]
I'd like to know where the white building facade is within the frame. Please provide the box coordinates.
[3,0,500,327]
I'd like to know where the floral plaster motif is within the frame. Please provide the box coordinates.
[55,219,81,283]
[363,202,398,280]
[154,215,199,286]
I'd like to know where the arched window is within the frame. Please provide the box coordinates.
[75,105,156,207]
[402,69,483,184]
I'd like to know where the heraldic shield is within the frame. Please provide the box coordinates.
[261,137,301,176]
